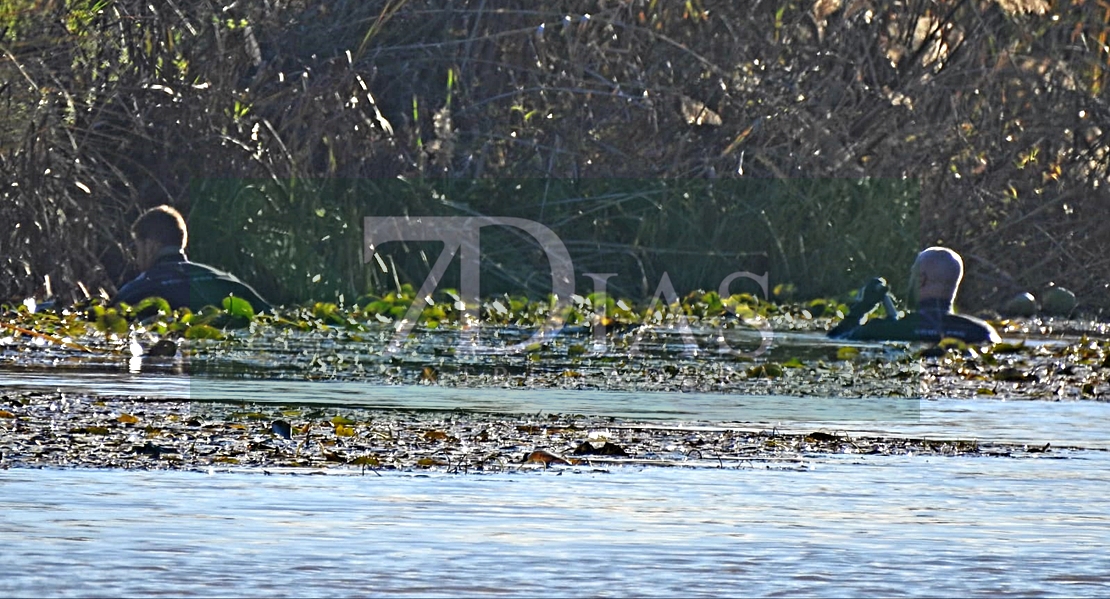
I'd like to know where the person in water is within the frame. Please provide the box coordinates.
[828,246,1000,344]
[114,205,271,313]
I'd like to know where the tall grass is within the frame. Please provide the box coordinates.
[186,178,918,305]
[2,0,1108,310]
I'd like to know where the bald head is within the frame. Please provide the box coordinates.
[910,246,964,310]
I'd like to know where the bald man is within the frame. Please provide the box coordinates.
[114,205,271,313]
[828,247,1000,344]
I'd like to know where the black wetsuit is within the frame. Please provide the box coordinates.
[828,279,1000,344]
[114,250,271,313]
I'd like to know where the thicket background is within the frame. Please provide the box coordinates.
[2,0,1107,311]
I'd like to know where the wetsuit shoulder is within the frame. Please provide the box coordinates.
[114,272,162,308]
[179,261,272,313]
[939,313,1001,344]
[838,315,924,342]
[115,260,271,313]
[840,312,999,344]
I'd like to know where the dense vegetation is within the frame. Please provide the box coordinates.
[2,0,1107,312]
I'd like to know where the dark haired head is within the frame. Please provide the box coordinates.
[132,205,187,249]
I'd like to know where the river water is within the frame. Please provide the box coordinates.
[2,330,1109,596]
[2,454,1109,597]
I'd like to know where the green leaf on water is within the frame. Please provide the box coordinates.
[93,306,129,336]
[938,337,967,351]
[184,324,225,340]
[782,357,805,368]
[836,347,860,360]
[132,296,172,317]
[746,363,783,378]
[222,296,256,319]
[363,300,391,315]
[989,341,1027,354]
[331,415,356,426]
[73,426,110,435]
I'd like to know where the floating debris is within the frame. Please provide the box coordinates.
[0,390,1049,474]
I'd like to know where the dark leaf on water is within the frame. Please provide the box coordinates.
[135,441,170,457]
[146,338,178,357]
[918,346,948,358]
[572,441,629,456]
[272,419,292,439]
[993,367,1035,382]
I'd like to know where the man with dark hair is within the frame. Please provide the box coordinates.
[114,205,271,313]
[828,246,1000,344]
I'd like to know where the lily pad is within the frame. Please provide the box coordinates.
[222,296,256,320]
[184,324,225,340]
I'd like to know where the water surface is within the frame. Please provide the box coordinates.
[2,455,1109,597]
[3,327,1108,596]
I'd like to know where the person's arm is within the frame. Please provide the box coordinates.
[828,277,891,339]
[113,273,153,307]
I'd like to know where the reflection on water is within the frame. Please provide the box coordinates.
[1,326,908,379]
[2,458,1109,597]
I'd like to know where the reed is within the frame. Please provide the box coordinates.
[2,0,1107,311]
